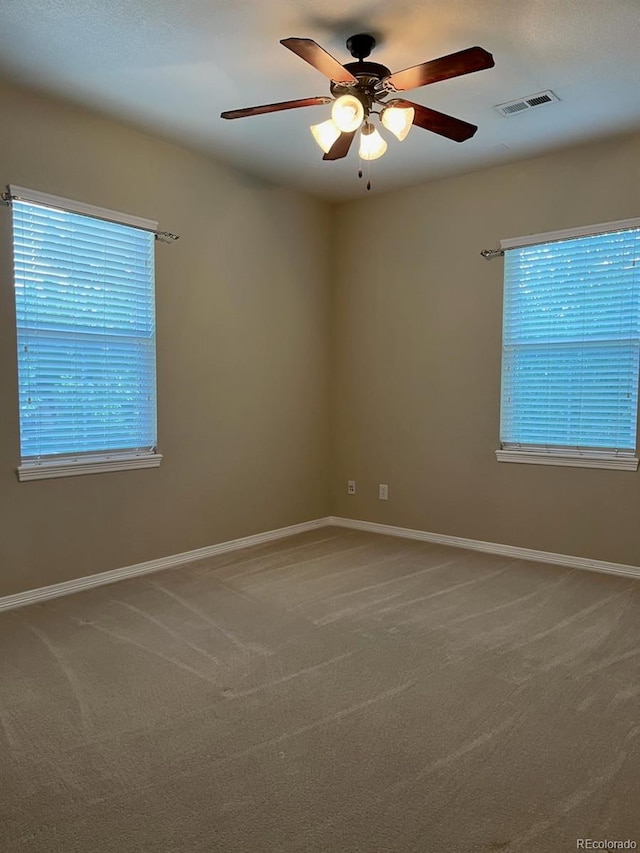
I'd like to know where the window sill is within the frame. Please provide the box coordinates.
[496,449,638,471]
[17,451,163,482]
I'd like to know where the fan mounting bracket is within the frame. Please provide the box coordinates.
[346,33,376,61]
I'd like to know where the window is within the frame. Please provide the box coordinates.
[9,186,162,480]
[497,218,640,471]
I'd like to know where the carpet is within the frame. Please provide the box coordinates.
[1,527,639,851]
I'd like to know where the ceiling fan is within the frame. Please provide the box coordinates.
[221,34,494,173]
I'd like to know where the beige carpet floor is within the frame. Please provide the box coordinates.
[1,527,639,852]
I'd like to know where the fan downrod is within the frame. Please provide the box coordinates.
[346,33,376,61]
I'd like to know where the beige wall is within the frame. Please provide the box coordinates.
[1,76,638,599]
[0,80,331,596]
[331,132,640,566]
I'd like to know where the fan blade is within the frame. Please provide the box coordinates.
[323,131,356,160]
[381,46,494,93]
[221,96,332,119]
[281,37,357,84]
[395,99,477,142]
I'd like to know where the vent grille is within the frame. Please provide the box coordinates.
[495,90,560,117]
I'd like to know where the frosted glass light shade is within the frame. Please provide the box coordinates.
[310,119,341,154]
[381,105,415,141]
[359,123,387,161]
[331,95,365,132]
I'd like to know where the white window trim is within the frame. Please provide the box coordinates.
[9,185,157,232]
[18,451,163,482]
[498,217,640,471]
[499,216,640,251]
[496,448,639,471]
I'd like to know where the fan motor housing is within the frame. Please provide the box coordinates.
[330,36,391,105]
[330,62,392,103]
[344,61,391,80]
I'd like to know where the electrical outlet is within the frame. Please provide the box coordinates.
[348,480,356,495]
[379,483,388,500]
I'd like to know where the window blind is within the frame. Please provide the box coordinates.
[500,225,640,454]
[12,198,158,461]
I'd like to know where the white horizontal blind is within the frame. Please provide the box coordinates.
[12,198,157,460]
[500,225,640,453]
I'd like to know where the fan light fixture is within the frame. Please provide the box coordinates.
[359,122,387,161]
[309,118,341,154]
[381,104,415,141]
[221,33,495,190]
[331,94,365,132]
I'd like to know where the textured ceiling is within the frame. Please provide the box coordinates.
[1,0,639,199]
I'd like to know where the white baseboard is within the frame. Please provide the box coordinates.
[0,518,331,613]
[2,514,637,613]
[327,517,640,580]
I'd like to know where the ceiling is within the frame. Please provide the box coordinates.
[1,0,639,200]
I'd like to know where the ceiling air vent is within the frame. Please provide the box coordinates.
[495,90,560,117]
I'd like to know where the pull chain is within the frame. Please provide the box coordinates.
[356,155,372,192]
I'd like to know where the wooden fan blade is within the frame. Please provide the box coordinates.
[381,46,494,93]
[221,96,332,119]
[281,37,357,84]
[395,99,477,142]
[323,131,356,160]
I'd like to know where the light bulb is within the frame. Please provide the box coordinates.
[381,105,415,141]
[331,95,365,133]
[310,119,341,154]
[358,122,387,161]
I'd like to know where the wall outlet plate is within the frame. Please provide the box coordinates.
[348,480,356,495]
[379,483,388,500]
